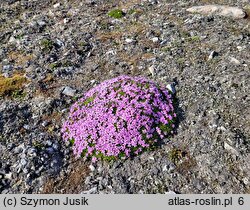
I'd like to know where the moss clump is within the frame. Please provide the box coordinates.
[11,89,26,99]
[83,96,95,106]
[40,39,54,51]
[49,63,59,70]
[0,74,27,97]
[168,148,185,164]
[108,9,124,19]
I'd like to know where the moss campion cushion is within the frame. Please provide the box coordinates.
[62,75,176,161]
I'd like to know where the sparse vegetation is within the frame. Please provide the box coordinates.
[8,51,33,66]
[0,74,28,97]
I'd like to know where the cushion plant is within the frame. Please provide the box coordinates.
[62,75,176,161]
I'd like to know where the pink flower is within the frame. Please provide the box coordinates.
[61,75,176,160]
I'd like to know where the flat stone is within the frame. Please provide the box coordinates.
[230,57,241,65]
[125,38,134,43]
[187,5,246,19]
[62,86,76,97]
[224,142,239,155]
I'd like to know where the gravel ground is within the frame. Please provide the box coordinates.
[0,0,249,194]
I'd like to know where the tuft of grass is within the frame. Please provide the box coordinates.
[161,46,172,52]
[187,36,200,42]
[108,9,124,19]
[128,9,136,15]
[0,74,27,97]
[32,141,43,150]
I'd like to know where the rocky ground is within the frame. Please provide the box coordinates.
[0,0,249,194]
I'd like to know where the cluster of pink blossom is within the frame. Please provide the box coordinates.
[62,75,176,160]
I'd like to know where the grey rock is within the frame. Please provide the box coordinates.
[3,65,13,71]
[13,144,25,154]
[27,148,37,157]
[46,147,54,154]
[7,143,15,150]
[168,163,176,172]
[187,5,246,19]
[20,159,28,167]
[62,86,76,97]
[4,173,12,179]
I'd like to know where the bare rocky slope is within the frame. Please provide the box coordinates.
[0,0,249,194]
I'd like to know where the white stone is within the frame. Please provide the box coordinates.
[89,165,95,172]
[148,156,155,161]
[187,5,246,19]
[53,3,61,8]
[166,83,176,94]
[148,66,155,76]
[243,177,249,185]
[152,37,159,43]
[5,173,12,179]
[63,18,70,24]
[162,165,168,172]
[236,46,245,51]
[9,36,16,43]
[125,38,134,43]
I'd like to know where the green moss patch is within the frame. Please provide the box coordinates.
[108,9,124,19]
